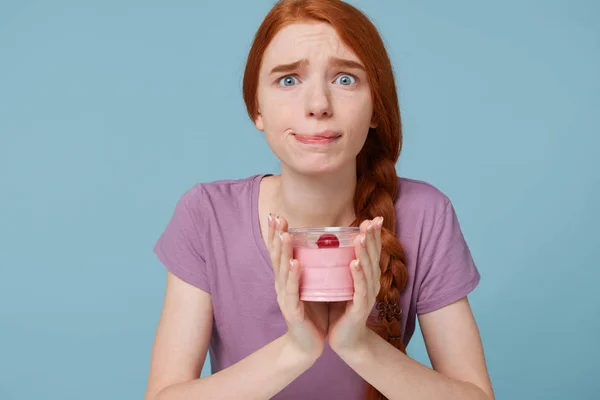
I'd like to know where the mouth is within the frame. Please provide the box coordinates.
[292,130,342,145]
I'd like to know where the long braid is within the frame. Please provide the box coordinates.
[352,131,409,400]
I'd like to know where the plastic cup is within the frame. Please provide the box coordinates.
[288,227,360,302]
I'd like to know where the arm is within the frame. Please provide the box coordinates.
[144,271,316,400]
[336,297,494,400]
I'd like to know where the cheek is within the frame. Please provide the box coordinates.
[335,94,373,152]
[259,92,301,132]
[336,93,374,127]
[257,90,292,148]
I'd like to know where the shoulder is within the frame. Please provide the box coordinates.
[157,173,263,253]
[395,177,451,222]
[178,174,263,211]
[396,176,450,202]
[200,174,262,193]
[393,176,470,247]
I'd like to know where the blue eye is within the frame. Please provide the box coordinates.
[335,74,356,86]
[279,75,299,87]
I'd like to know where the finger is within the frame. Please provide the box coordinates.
[359,219,372,233]
[358,218,372,254]
[355,225,374,289]
[350,258,368,312]
[285,259,300,311]
[267,213,275,249]
[276,215,291,288]
[270,219,282,279]
[365,220,380,279]
[279,231,292,290]
[374,216,383,256]
[357,233,374,298]
[276,214,289,233]
[373,217,384,283]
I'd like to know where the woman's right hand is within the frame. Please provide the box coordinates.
[267,214,329,361]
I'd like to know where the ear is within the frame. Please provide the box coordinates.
[369,115,378,129]
[255,112,264,131]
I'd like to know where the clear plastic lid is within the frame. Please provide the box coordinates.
[288,226,360,248]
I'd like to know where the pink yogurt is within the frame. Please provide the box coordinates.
[289,227,360,302]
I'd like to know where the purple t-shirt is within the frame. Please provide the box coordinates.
[154,173,480,399]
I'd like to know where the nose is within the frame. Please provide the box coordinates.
[304,81,332,119]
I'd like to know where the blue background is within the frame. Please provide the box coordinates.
[1,1,598,399]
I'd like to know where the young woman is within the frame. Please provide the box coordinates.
[145,1,494,399]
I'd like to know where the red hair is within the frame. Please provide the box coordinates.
[243,1,408,399]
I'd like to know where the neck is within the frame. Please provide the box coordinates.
[272,164,357,228]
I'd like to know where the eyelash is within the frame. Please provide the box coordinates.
[276,73,359,87]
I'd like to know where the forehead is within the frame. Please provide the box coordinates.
[261,22,360,67]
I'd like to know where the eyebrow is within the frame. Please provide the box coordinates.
[329,57,365,71]
[269,59,309,75]
[268,57,365,75]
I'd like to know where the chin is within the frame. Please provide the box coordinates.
[286,158,352,177]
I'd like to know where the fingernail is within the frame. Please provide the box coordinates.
[367,223,373,232]
[268,213,273,224]
[289,259,294,269]
[279,232,284,241]
[354,259,361,269]
[377,217,384,228]
[275,215,281,227]
[360,234,366,245]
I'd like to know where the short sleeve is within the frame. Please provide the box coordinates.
[153,185,211,294]
[416,200,480,314]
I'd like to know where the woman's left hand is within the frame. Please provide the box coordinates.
[328,216,384,354]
